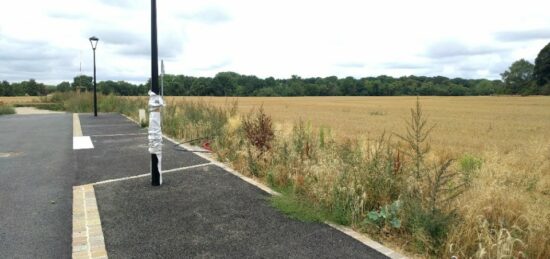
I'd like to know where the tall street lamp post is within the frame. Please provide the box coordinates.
[149,0,164,186]
[89,36,99,117]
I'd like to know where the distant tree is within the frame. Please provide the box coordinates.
[9,82,25,96]
[190,77,212,96]
[472,80,497,95]
[448,83,469,96]
[22,79,46,96]
[56,81,72,92]
[0,80,8,96]
[534,42,550,93]
[72,75,93,91]
[98,80,117,94]
[254,87,278,96]
[212,72,238,96]
[501,59,535,94]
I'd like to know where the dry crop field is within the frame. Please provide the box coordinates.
[0,96,40,105]
[160,96,550,155]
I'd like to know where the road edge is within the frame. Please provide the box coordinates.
[121,113,408,259]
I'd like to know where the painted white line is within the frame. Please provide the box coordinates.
[91,162,212,186]
[83,123,136,127]
[90,133,148,137]
[73,136,94,150]
[161,163,212,174]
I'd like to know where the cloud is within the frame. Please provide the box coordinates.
[48,11,88,20]
[495,29,550,42]
[89,29,143,45]
[426,41,506,59]
[335,62,364,68]
[182,8,231,24]
[0,35,75,82]
[194,60,232,71]
[98,0,137,8]
[84,28,183,58]
[382,62,430,70]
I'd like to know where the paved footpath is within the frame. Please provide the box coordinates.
[1,112,403,258]
[0,113,74,259]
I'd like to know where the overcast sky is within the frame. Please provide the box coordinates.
[1,0,549,85]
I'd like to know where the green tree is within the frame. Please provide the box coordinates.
[534,42,550,91]
[22,79,46,96]
[472,80,496,95]
[501,59,535,94]
[212,72,238,96]
[56,81,72,92]
[72,75,93,91]
[0,80,8,96]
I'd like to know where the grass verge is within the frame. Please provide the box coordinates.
[0,104,15,115]
[269,188,326,223]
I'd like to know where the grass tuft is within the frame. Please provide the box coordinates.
[0,104,15,115]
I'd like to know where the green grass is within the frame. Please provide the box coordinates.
[0,105,15,115]
[270,193,325,223]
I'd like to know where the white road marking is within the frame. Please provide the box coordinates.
[91,162,213,186]
[90,133,147,137]
[73,136,94,150]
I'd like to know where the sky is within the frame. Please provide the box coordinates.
[0,0,549,85]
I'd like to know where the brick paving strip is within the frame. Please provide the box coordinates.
[72,185,108,259]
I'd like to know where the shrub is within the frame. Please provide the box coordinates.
[459,153,482,173]
[242,106,275,156]
[0,105,15,115]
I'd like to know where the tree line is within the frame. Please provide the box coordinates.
[2,42,549,97]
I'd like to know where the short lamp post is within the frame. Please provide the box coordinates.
[89,36,99,117]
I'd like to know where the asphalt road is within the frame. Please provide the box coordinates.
[0,113,73,259]
[95,165,388,258]
[75,114,209,185]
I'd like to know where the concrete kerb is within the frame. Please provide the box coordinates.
[121,113,408,259]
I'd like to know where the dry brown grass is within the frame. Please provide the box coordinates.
[155,96,550,155]
[0,96,40,105]
[130,95,550,257]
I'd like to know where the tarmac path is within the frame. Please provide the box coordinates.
[1,112,396,258]
[0,113,74,258]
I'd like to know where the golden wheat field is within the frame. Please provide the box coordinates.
[0,96,40,105]
[161,96,550,155]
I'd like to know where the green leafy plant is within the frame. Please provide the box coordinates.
[365,200,402,229]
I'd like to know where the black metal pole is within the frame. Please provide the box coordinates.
[150,0,161,186]
[93,49,97,117]
[151,0,159,95]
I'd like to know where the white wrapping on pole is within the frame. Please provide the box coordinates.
[148,90,164,155]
